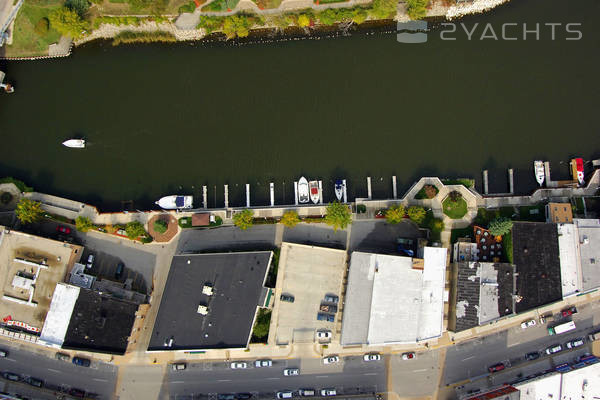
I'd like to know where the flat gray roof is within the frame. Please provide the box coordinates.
[575,219,600,292]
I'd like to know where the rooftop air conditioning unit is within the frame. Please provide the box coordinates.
[197,305,208,315]
[202,285,213,296]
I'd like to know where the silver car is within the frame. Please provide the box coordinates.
[230,362,248,369]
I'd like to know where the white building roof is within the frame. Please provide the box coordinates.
[561,362,600,400]
[515,373,561,400]
[575,219,600,292]
[557,223,581,297]
[341,248,447,345]
[39,283,80,347]
[478,262,500,324]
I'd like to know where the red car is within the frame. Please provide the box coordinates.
[561,306,577,317]
[56,225,71,234]
[488,363,505,373]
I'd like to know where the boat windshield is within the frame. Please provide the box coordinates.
[175,196,185,207]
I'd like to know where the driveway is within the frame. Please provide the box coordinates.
[176,225,277,254]
[282,224,347,250]
[349,220,423,254]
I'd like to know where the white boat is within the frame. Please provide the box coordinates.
[62,139,85,148]
[309,180,319,204]
[334,180,344,201]
[298,177,309,204]
[155,195,193,210]
[534,160,545,186]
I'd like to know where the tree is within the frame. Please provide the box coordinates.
[297,14,310,28]
[65,0,90,17]
[385,204,405,224]
[325,202,352,231]
[368,0,397,20]
[281,210,300,228]
[233,209,254,230]
[407,206,426,224]
[351,9,368,24]
[430,218,445,233]
[488,217,513,236]
[153,219,168,234]
[15,198,44,224]
[125,221,146,239]
[252,308,271,340]
[405,0,429,20]
[49,7,88,39]
[75,216,94,232]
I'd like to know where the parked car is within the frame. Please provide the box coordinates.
[525,351,540,361]
[254,359,272,368]
[69,388,86,398]
[0,349,7,357]
[521,319,537,329]
[298,389,316,396]
[401,352,416,360]
[86,254,94,268]
[115,262,124,280]
[566,338,585,349]
[218,394,235,400]
[323,295,339,304]
[171,363,186,371]
[319,304,338,313]
[72,356,91,367]
[561,306,577,317]
[55,352,70,361]
[56,225,71,234]
[323,356,339,365]
[545,344,563,355]
[317,331,332,340]
[235,393,252,399]
[24,377,43,388]
[317,313,335,322]
[280,294,295,303]
[363,353,381,362]
[539,313,553,324]
[488,363,505,373]
[283,368,300,376]
[2,372,20,381]
[230,362,248,369]
[276,391,293,399]
[320,388,337,396]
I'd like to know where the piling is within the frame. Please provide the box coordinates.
[294,181,298,205]
[224,185,229,208]
[318,180,323,204]
[483,170,489,195]
[367,177,372,200]
[203,186,208,209]
[392,176,397,199]
[270,183,275,206]
[246,184,250,207]
[508,168,514,194]
[342,179,347,203]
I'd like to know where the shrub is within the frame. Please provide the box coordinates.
[407,206,426,224]
[112,31,176,45]
[405,0,429,20]
[125,221,147,239]
[15,199,44,224]
[233,209,254,230]
[179,0,196,13]
[449,190,462,202]
[385,204,405,224]
[65,0,90,17]
[154,219,168,234]
[431,218,445,233]
[210,216,223,226]
[0,192,13,205]
[75,216,94,232]
[356,204,366,214]
[0,177,33,192]
[488,217,513,237]
[281,211,300,228]
[252,308,271,341]
[34,17,49,36]
[178,217,192,228]
[49,7,89,39]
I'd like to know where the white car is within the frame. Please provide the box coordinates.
[317,331,332,340]
[171,363,186,371]
[323,356,339,365]
[283,368,300,376]
[363,353,381,362]
[521,319,537,329]
[276,391,293,399]
[401,352,416,360]
[230,362,248,369]
[320,388,337,396]
[254,359,272,368]
[566,338,585,349]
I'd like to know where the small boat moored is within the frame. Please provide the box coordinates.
[534,160,545,186]
[297,177,309,204]
[155,195,193,210]
[572,158,585,185]
[62,139,85,148]
[309,180,319,204]
[0,71,14,94]
[334,180,344,201]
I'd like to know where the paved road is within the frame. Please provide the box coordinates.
[0,341,118,399]
[160,356,385,399]
[389,349,441,397]
[444,300,600,386]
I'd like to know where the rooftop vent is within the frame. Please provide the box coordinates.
[197,305,208,315]
[202,284,213,296]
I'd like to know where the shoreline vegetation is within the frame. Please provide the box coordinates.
[3,0,511,58]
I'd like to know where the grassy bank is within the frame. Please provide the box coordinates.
[112,30,177,45]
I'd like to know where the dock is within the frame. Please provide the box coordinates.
[203,186,208,209]
[342,179,347,203]
[270,183,274,206]
[483,170,489,195]
[367,177,372,200]
[392,176,397,199]
[246,184,250,207]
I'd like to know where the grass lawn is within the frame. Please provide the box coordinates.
[502,231,513,263]
[201,0,239,11]
[251,0,282,9]
[442,197,468,219]
[4,0,62,58]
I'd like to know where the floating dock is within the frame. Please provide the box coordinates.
[224,184,229,208]
[246,184,250,207]
[270,183,274,206]
[203,186,208,209]
[367,177,372,200]
[392,176,397,199]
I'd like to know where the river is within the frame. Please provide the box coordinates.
[0,0,599,210]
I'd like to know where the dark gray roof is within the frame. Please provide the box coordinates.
[63,289,138,355]
[148,252,271,351]
[512,222,562,313]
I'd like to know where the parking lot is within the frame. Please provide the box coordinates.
[270,243,347,345]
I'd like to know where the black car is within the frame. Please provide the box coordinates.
[525,351,540,361]
[2,372,20,381]
[72,357,91,367]
[25,377,44,388]
[115,262,124,280]
[280,294,294,303]
[69,388,86,398]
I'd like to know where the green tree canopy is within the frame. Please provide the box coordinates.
[233,209,254,230]
[125,221,147,239]
[405,0,429,20]
[488,217,513,236]
[153,219,168,234]
[75,216,94,232]
[281,210,300,228]
[325,202,352,231]
[49,7,89,39]
[297,14,310,27]
[369,0,398,19]
[407,206,426,225]
[252,308,271,339]
[15,198,44,224]
[385,204,405,224]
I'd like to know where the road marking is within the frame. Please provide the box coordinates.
[93,378,107,382]
[363,373,377,376]
[462,356,475,361]
[217,379,231,382]
[413,369,428,372]
[171,381,184,384]
[316,375,329,378]
[266,377,280,380]
[4,358,16,362]
[48,369,61,373]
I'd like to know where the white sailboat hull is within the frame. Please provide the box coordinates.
[63,139,85,148]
